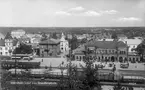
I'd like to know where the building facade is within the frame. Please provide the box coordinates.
[120,38,142,53]
[73,40,130,62]
[0,32,19,56]
[39,39,60,57]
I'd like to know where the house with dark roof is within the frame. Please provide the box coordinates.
[73,40,131,62]
[0,32,19,56]
[38,39,60,57]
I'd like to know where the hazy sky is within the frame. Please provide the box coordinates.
[0,0,145,27]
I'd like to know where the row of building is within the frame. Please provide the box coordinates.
[0,29,143,63]
[0,31,69,57]
[73,39,141,63]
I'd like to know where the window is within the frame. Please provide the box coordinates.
[0,52,2,55]
[83,56,85,60]
[112,50,114,53]
[0,47,2,50]
[136,58,139,61]
[5,52,8,55]
[120,51,122,54]
[76,56,78,59]
[80,56,82,61]
[5,47,8,50]
[105,50,107,54]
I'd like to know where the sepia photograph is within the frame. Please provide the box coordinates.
[0,0,145,90]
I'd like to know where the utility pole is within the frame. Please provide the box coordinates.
[15,53,18,90]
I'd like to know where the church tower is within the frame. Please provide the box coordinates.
[60,33,69,53]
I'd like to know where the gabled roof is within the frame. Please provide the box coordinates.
[39,39,60,45]
[0,39,5,46]
[85,40,127,49]
[5,32,13,39]
[18,37,30,42]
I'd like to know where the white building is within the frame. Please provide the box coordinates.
[0,33,19,56]
[11,29,26,38]
[119,38,142,53]
[60,33,69,54]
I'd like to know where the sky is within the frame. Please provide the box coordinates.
[0,0,145,27]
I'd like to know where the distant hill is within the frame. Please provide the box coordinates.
[0,27,145,35]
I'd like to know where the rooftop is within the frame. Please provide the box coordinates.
[120,39,142,45]
[5,32,13,39]
[39,39,60,45]
[85,40,127,49]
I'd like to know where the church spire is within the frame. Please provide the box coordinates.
[60,32,65,41]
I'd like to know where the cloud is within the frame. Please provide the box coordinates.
[55,11,71,16]
[84,10,101,16]
[69,6,85,11]
[115,17,142,22]
[100,10,118,14]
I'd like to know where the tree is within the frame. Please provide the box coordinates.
[41,33,47,41]
[80,47,101,90]
[111,33,118,39]
[80,38,87,44]
[135,40,145,62]
[51,32,58,39]
[13,43,33,54]
[1,71,11,90]
[113,82,122,90]
[67,62,83,90]
[70,36,79,50]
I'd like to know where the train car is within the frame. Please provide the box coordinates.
[1,60,40,69]
[8,69,28,77]
[29,69,47,79]
[98,72,114,82]
[122,76,145,84]
[28,69,69,79]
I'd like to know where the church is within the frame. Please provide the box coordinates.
[60,33,69,54]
